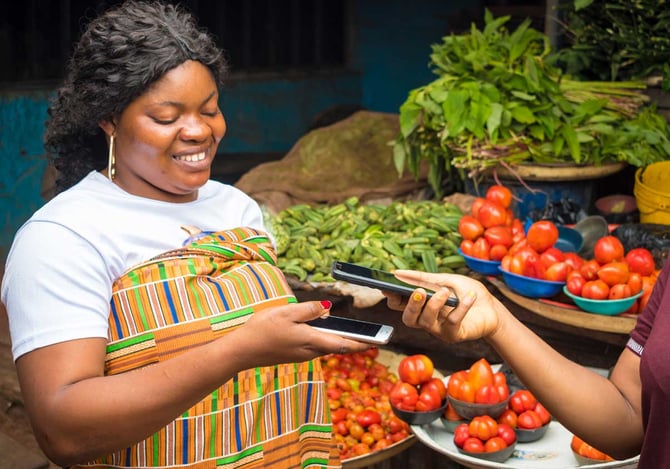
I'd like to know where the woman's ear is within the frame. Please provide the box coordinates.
[99,120,115,137]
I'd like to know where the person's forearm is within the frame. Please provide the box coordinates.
[29,329,254,466]
[486,304,642,458]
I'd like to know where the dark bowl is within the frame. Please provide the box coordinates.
[447,396,509,420]
[457,441,516,463]
[391,399,448,426]
[572,450,615,465]
[439,416,468,433]
[515,422,550,443]
[499,267,565,298]
[458,248,502,275]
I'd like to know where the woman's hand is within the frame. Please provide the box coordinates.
[384,270,507,343]
[232,300,372,368]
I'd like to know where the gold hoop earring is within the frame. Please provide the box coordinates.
[107,134,116,181]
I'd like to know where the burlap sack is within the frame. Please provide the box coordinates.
[235,111,429,213]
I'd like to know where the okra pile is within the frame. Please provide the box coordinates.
[266,197,466,282]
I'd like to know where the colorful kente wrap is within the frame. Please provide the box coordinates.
[76,227,340,468]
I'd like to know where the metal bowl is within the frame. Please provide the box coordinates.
[572,216,609,259]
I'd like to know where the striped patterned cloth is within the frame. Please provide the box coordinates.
[76,227,340,468]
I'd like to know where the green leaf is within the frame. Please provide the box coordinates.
[486,103,503,138]
[510,105,536,124]
[561,125,581,162]
[393,141,407,176]
[399,102,421,137]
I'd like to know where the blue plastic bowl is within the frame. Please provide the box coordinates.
[499,267,565,298]
[563,286,643,316]
[555,226,584,253]
[458,248,502,275]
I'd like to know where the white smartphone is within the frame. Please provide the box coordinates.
[307,315,394,345]
[331,261,459,307]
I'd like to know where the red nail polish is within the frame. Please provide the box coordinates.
[320,300,332,310]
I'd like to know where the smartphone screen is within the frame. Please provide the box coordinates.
[307,315,394,344]
[331,261,459,307]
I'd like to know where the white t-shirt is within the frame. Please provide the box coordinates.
[1,171,266,360]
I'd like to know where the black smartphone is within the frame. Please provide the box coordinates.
[331,261,459,307]
[306,315,394,344]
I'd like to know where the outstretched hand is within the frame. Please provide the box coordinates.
[234,300,372,368]
[384,270,506,344]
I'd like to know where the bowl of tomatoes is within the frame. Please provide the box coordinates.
[563,286,643,315]
[458,248,502,276]
[447,396,509,420]
[391,399,448,426]
[453,418,517,463]
[457,442,516,463]
[515,421,550,443]
[499,267,565,298]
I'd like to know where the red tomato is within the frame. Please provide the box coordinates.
[389,381,419,410]
[580,259,601,281]
[453,423,471,448]
[609,283,632,300]
[331,407,348,424]
[593,236,625,264]
[469,415,499,441]
[484,226,514,247]
[563,252,584,271]
[497,409,518,429]
[458,215,485,241]
[526,221,559,253]
[472,237,491,260]
[539,247,565,268]
[566,270,586,296]
[443,403,463,421]
[462,437,485,453]
[447,370,468,399]
[397,354,434,386]
[456,380,476,403]
[415,388,443,412]
[517,409,544,429]
[474,384,502,404]
[571,435,614,461]
[477,200,508,228]
[597,262,629,286]
[356,409,382,428]
[581,279,610,300]
[624,247,656,276]
[484,436,508,453]
[497,423,517,446]
[420,377,447,400]
[544,261,569,282]
[486,185,513,208]
[489,244,508,261]
[460,239,474,257]
[471,197,486,218]
[533,402,551,425]
[468,358,494,391]
[509,390,537,414]
[627,272,643,295]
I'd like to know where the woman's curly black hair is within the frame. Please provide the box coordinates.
[45,0,228,193]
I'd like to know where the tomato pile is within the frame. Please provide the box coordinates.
[453,415,516,454]
[446,359,553,460]
[446,358,509,405]
[458,185,525,262]
[389,354,446,412]
[321,349,412,460]
[571,434,615,461]
[566,236,659,313]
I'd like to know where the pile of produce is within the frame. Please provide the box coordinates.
[394,11,670,197]
[320,349,411,460]
[268,197,466,281]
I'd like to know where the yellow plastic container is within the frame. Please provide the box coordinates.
[634,161,670,225]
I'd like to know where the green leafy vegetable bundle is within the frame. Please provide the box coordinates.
[394,11,670,198]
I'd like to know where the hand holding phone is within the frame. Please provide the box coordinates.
[331,261,459,307]
[306,315,394,344]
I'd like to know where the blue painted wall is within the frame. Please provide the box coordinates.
[0,0,471,257]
